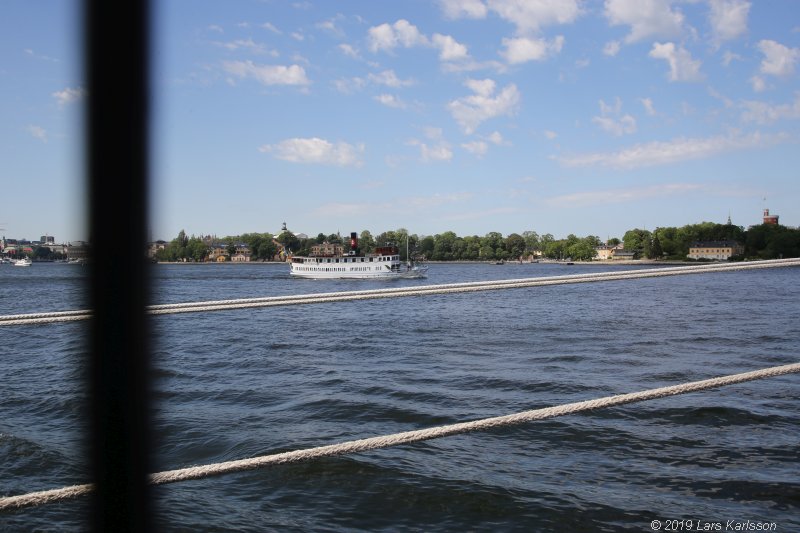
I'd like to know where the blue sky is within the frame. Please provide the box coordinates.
[2,1,799,243]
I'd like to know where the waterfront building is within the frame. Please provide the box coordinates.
[687,241,744,261]
[311,241,344,257]
[763,209,779,225]
[231,243,251,262]
[595,243,624,261]
[66,241,90,261]
[613,249,637,261]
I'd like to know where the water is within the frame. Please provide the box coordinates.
[1,262,798,532]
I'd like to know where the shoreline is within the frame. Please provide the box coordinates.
[154,259,703,266]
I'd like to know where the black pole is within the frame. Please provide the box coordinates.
[85,0,152,530]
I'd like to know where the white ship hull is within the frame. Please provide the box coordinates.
[289,232,428,279]
[290,256,427,279]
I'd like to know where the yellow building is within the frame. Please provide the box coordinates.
[311,242,344,256]
[687,241,744,261]
[594,244,623,260]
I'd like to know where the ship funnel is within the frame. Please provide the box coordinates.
[350,232,358,253]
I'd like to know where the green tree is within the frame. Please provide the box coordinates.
[543,240,566,260]
[187,237,209,262]
[418,235,435,258]
[462,235,481,260]
[522,231,540,254]
[433,231,458,260]
[278,231,299,254]
[566,240,596,261]
[623,229,651,256]
[505,233,526,259]
[358,230,376,254]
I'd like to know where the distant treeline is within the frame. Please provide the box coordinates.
[155,222,800,262]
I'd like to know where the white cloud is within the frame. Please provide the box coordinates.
[439,0,583,34]
[26,125,47,142]
[640,97,656,116]
[544,130,558,139]
[487,0,582,34]
[448,79,521,134]
[259,137,364,166]
[223,61,310,86]
[708,0,750,43]
[604,0,684,44]
[757,39,799,77]
[465,78,497,97]
[333,69,414,94]
[462,140,489,156]
[592,98,637,136]
[432,33,470,61]
[367,69,415,87]
[603,40,622,56]
[366,20,469,63]
[649,42,703,82]
[408,127,453,162]
[316,16,346,38]
[549,183,703,207]
[367,19,428,53]
[462,130,507,156]
[24,48,58,62]
[339,43,360,58]
[374,94,407,109]
[261,22,282,34]
[557,132,787,169]
[487,131,505,144]
[52,87,86,107]
[740,93,800,124]
[333,77,367,94]
[500,36,564,64]
[216,38,277,56]
[749,75,767,93]
[722,50,743,66]
[439,0,488,19]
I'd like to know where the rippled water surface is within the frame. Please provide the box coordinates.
[2,262,799,532]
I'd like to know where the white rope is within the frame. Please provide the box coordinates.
[2,258,799,326]
[2,361,798,512]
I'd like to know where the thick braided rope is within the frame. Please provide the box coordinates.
[2,258,799,326]
[2,361,798,512]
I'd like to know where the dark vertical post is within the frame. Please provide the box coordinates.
[85,0,152,530]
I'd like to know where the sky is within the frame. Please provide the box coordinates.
[2,0,799,244]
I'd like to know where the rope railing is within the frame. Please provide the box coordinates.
[2,361,798,512]
[2,258,799,326]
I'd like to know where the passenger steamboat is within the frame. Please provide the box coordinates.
[290,232,427,279]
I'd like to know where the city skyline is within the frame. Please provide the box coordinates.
[2,1,798,243]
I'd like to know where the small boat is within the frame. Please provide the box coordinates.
[290,232,428,279]
[14,257,32,267]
